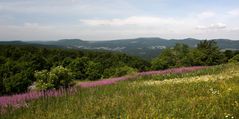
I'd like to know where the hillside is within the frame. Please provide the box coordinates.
[1,63,238,118]
[3,38,239,59]
[35,38,239,59]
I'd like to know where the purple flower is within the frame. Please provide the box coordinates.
[138,66,207,76]
[79,66,207,88]
[0,87,78,113]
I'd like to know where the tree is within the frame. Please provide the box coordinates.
[188,49,205,65]
[173,43,190,67]
[151,44,191,70]
[0,56,6,64]
[85,61,102,80]
[151,48,175,70]
[195,40,225,65]
[224,50,234,61]
[62,57,73,67]
[3,71,32,94]
[68,57,89,80]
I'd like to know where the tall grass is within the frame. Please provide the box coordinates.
[138,64,224,81]
[1,63,238,119]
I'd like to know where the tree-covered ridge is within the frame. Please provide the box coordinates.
[0,45,149,95]
[1,38,239,60]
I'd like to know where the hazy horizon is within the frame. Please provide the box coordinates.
[1,37,239,42]
[0,0,239,41]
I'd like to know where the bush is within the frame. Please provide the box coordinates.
[34,70,54,90]
[34,66,73,90]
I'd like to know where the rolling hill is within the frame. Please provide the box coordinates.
[1,38,239,59]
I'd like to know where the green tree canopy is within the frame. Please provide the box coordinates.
[151,43,191,70]
[34,66,73,90]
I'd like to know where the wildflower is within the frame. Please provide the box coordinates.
[224,113,234,119]
[80,66,207,88]
[0,87,77,111]
[209,88,220,95]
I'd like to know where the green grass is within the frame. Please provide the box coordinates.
[1,63,239,119]
[138,64,224,81]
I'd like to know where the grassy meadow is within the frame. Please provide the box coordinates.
[1,63,239,119]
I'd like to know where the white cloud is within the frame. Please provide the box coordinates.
[196,23,226,30]
[1,15,236,41]
[0,1,238,40]
[23,23,40,28]
[0,0,139,16]
[80,16,188,26]
[197,11,216,19]
[228,9,239,16]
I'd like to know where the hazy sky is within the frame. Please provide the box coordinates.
[0,0,239,41]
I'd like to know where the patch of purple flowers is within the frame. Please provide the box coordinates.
[79,77,129,88]
[138,66,207,76]
[79,66,207,88]
[0,88,77,114]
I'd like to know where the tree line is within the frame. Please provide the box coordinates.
[0,45,149,95]
[151,40,239,70]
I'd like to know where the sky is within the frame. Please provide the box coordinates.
[0,0,239,41]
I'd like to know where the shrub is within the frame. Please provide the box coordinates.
[34,66,73,90]
[50,66,73,88]
[34,70,54,90]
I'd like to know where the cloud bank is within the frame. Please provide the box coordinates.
[0,0,239,40]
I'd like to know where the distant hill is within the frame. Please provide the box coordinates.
[1,38,239,59]
[0,41,61,49]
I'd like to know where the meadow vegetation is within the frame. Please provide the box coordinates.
[0,63,238,118]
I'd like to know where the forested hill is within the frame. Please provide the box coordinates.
[1,38,239,59]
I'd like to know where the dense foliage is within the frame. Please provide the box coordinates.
[151,40,236,70]
[34,66,73,90]
[0,45,149,95]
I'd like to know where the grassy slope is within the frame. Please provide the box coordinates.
[1,63,239,119]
